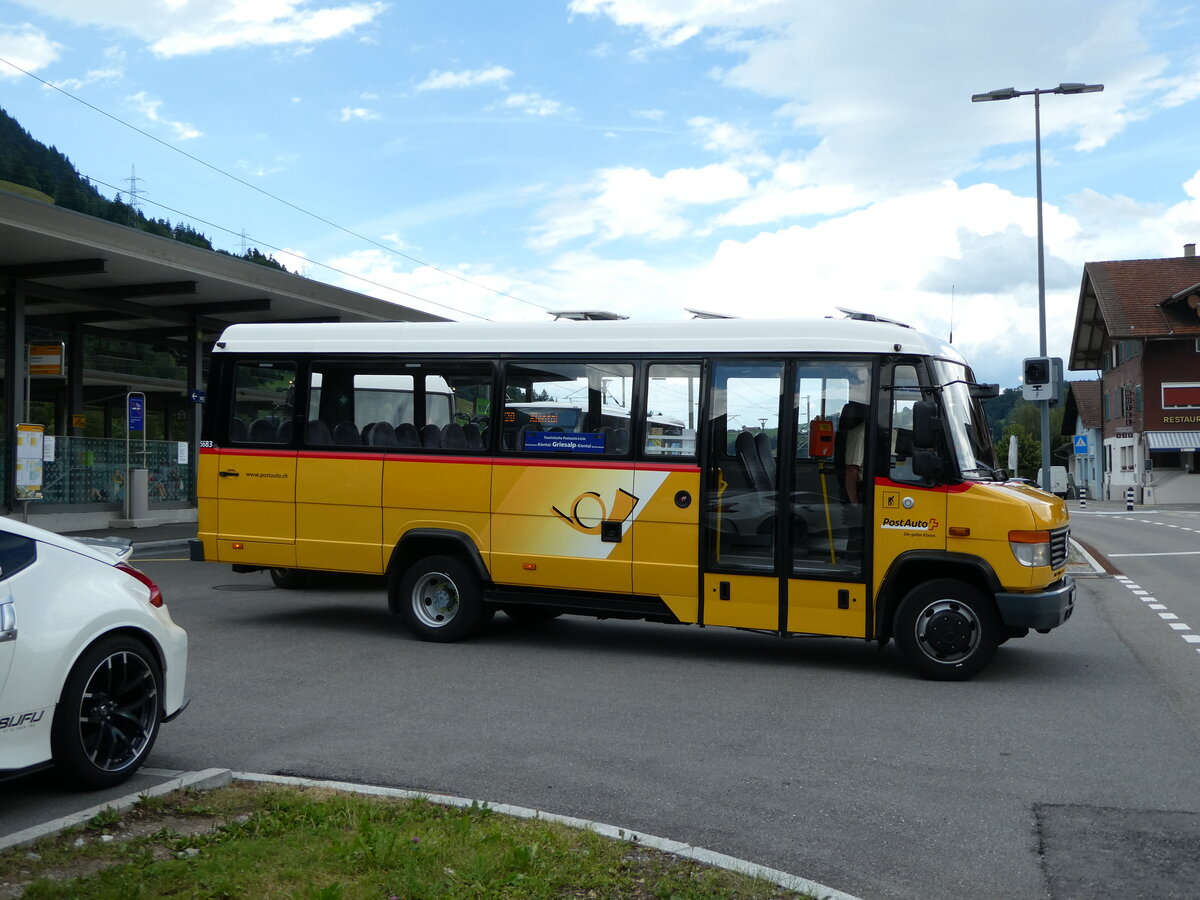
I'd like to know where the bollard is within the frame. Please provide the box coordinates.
[1080,494,1087,511]
[1125,486,1134,511]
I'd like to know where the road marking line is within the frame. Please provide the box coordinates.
[1107,551,1200,557]
[1111,579,1198,656]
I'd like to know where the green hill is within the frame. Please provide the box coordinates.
[0,105,287,270]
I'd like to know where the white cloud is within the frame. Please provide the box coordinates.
[529,164,750,248]
[339,106,379,122]
[128,91,201,140]
[8,0,385,57]
[0,23,61,76]
[503,92,566,117]
[314,163,1200,385]
[415,65,513,91]
[569,0,1195,203]
[326,249,540,322]
[49,45,126,90]
[568,0,781,46]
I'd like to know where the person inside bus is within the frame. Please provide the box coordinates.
[836,401,868,504]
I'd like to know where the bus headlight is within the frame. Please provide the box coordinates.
[1009,530,1051,567]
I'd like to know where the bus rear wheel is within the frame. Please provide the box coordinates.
[398,555,486,642]
[269,568,311,589]
[894,579,999,681]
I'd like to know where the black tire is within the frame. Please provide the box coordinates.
[270,567,311,589]
[1000,626,1029,644]
[397,555,486,642]
[51,635,163,789]
[503,605,562,624]
[893,579,1000,681]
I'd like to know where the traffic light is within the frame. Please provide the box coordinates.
[1022,356,1060,402]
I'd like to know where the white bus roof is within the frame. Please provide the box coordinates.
[213,317,966,364]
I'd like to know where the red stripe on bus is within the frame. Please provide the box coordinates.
[203,445,697,472]
[875,477,973,494]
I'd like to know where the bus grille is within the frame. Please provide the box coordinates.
[1050,526,1069,570]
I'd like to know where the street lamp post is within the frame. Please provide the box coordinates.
[971,82,1103,492]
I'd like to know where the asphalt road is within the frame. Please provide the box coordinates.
[1069,506,1200,739]
[5,534,1200,899]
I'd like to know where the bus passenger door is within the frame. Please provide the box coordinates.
[702,359,872,637]
[702,361,784,630]
[785,360,872,637]
[213,360,297,568]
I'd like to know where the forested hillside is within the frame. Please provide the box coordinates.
[0,106,286,270]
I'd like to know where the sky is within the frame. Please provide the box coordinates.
[0,0,1198,387]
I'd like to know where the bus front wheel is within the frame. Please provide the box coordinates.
[398,555,486,642]
[893,579,999,681]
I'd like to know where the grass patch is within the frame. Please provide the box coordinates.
[0,782,813,898]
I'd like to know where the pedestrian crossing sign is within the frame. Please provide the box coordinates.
[1073,435,1089,454]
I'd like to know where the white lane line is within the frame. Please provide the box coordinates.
[1112,578,1199,655]
[1107,551,1200,557]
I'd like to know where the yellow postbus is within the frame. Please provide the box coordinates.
[192,313,1073,680]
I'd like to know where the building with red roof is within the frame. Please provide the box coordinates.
[1068,243,1200,502]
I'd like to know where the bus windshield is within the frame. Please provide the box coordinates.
[932,360,1001,481]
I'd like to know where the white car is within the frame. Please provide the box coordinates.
[0,517,187,789]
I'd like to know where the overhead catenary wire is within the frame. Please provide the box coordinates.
[0,55,552,318]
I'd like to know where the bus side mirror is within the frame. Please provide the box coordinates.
[969,383,1000,400]
[911,400,939,449]
[911,448,943,480]
[910,400,943,480]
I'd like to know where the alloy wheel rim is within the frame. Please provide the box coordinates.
[78,650,158,772]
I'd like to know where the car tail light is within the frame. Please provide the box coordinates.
[117,562,164,608]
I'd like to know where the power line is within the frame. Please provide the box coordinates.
[85,175,490,321]
[0,54,552,315]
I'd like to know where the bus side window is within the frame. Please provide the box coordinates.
[502,361,633,455]
[889,364,922,483]
[232,360,295,444]
[645,364,699,458]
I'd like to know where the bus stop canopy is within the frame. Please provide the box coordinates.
[0,189,445,340]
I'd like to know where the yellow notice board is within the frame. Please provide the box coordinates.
[16,423,45,500]
[28,343,65,378]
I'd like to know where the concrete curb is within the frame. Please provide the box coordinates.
[233,771,864,900]
[2,767,861,898]
[1069,537,1107,575]
[0,767,232,853]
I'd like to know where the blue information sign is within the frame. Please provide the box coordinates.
[1073,435,1088,454]
[523,431,607,453]
[128,395,145,432]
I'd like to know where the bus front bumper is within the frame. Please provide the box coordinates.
[995,577,1074,632]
